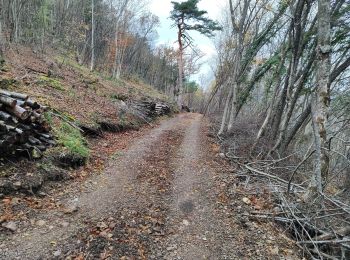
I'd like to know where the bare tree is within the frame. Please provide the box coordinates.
[90,0,95,71]
[304,0,331,200]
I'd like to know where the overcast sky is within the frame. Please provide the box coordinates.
[149,0,226,85]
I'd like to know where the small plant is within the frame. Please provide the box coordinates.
[68,89,77,98]
[0,58,6,72]
[111,93,128,101]
[38,76,65,91]
[55,122,90,159]
[44,112,53,125]
[0,77,17,89]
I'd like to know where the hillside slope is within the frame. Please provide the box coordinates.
[1,47,171,125]
[0,47,175,195]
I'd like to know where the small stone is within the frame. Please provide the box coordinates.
[202,237,207,241]
[38,192,47,197]
[63,203,79,214]
[53,250,61,257]
[271,246,279,255]
[61,221,69,227]
[242,197,251,205]
[166,245,177,251]
[97,222,108,229]
[182,219,189,226]
[109,222,116,229]
[99,231,107,237]
[36,220,46,226]
[11,197,21,205]
[2,221,17,232]
[13,181,21,187]
[219,153,225,158]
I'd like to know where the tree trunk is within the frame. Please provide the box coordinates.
[0,0,3,54]
[253,45,288,150]
[90,0,95,71]
[304,0,331,201]
[279,103,311,152]
[218,86,233,135]
[112,23,120,78]
[112,0,129,79]
[226,0,248,133]
[176,17,184,106]
[227,81,238,132]
[315,0,331,184]
[303,103,324,202]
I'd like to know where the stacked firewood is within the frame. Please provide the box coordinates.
[130,100,171,122]
[155,103,171,116]
[0,90,55,158]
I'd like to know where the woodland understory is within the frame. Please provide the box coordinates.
[204,0,350,259]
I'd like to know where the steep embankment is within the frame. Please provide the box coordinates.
[0,47,175,196]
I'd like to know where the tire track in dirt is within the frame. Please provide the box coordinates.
[2,113,290,260]
[162,113,238,259]
[47,127,187,259]
[0,115,187,259]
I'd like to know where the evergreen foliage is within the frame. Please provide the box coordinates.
[170,0,222,38]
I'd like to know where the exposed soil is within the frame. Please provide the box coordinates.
[0,114,300,259]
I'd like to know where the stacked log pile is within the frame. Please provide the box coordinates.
[155,103,171,116]
[130,100,171,122]
[0,90,55,158]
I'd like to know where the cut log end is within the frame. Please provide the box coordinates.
[0,91,54,159]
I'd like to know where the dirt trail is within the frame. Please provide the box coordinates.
[1,114,299,259]
[165,114,228,259]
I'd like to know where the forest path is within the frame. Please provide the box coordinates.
[1,113,297,259]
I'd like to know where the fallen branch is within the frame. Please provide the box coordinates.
[50,111,84,132]
[288,150,315,194]
[298,238,350,245]
[242,163,305,191]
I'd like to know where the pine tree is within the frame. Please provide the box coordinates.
[170,0,221,106]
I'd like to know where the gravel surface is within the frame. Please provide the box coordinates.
[0,114,300,259]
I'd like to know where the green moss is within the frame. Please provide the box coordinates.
[55,122,90,159]
[0,78,17,89]
[44,112,53,125]
[0,64,10,72]
[111,93,128,101]
[38,76,65,91]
